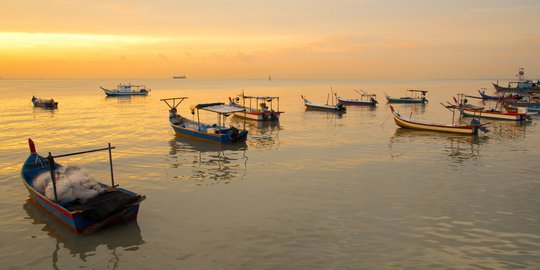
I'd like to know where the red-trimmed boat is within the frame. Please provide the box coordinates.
[389,105,488,135]
[32,96,58,109]
[229,92,284,121]
[21,139,145,234]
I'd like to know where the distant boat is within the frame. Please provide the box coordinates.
[161,97,249,144]
[100,83,150,96]
[173,75,187,79]
[32,96,58,109]
[301,94,346,112]
[229,92,283,121]
[385,90,428,104]
[335,89,378,106]
[21,139,145,234]
[389,105,488,135]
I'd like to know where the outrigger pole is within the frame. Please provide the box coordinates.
[47,144,117,202]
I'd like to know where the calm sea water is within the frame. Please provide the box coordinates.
[1,79,539,269]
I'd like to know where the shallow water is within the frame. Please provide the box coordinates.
[1,79,539,269]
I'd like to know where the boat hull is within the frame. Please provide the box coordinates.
[103,90,148,96]
[171,122,248,144]
[392,115,477,134]
[304,102,346,112]
[462,108,528,121]
[232,111,282,121]
[386,95,426,104]
[336,96,376,106]
[33,102,58,109]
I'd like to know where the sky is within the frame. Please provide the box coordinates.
[1,0,539,79]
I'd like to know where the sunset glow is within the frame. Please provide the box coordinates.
[1,1,539,79]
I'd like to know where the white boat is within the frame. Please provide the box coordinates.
[229,92,283,121]
[100,83,150,96]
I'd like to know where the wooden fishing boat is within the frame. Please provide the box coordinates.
[478,89,522,100]
[385,90,428,104]
[335,89,378,106]
[492,68,540,93]
[462,107,530,121]
[100,83,150,96]
[162,97,248,144]
[450,93,531,121]
[506,94,540,112]
[229,92,283,121]
[301,95,346,112]
[21,139,145,234]
[389,105,487,135]
[32,96,58,109]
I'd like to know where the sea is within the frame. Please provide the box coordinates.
[0,78,539,269]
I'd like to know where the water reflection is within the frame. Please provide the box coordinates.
[243,121,282,149]
[168,136,248,184]
[385,103,426,114]
[483,120,530,140]
[302,109,345,119]
[32,106,56,117]
[389,128,483,165]
[104,95,148,104]
[23,199,144,268]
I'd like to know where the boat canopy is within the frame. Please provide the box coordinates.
[241,95,279,100]
[198,104,246,114]
[407,89,428,93]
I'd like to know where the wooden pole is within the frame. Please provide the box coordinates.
[327,93,330,105]
[47,152,58,202]
[197,109,200,131]
[108,143,115,187]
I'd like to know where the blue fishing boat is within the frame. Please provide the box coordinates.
[301,95,346,112]
[32,96,58,109]
[478,89,522,100]
[506,94,540,112]
[385,90,428,104]
[21,139,145,234]
[492,68,540,93]
[162,97,248,144]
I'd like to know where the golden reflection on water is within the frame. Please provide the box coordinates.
[23,199,144,268]
[2,79,540,269]
[168,136,248,184]
[389,128,482,166]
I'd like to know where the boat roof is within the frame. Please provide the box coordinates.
[241,95,279,100]
[407,89,428,93]
[197,103,245,114]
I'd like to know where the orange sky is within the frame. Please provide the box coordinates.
[1,1,539,79]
